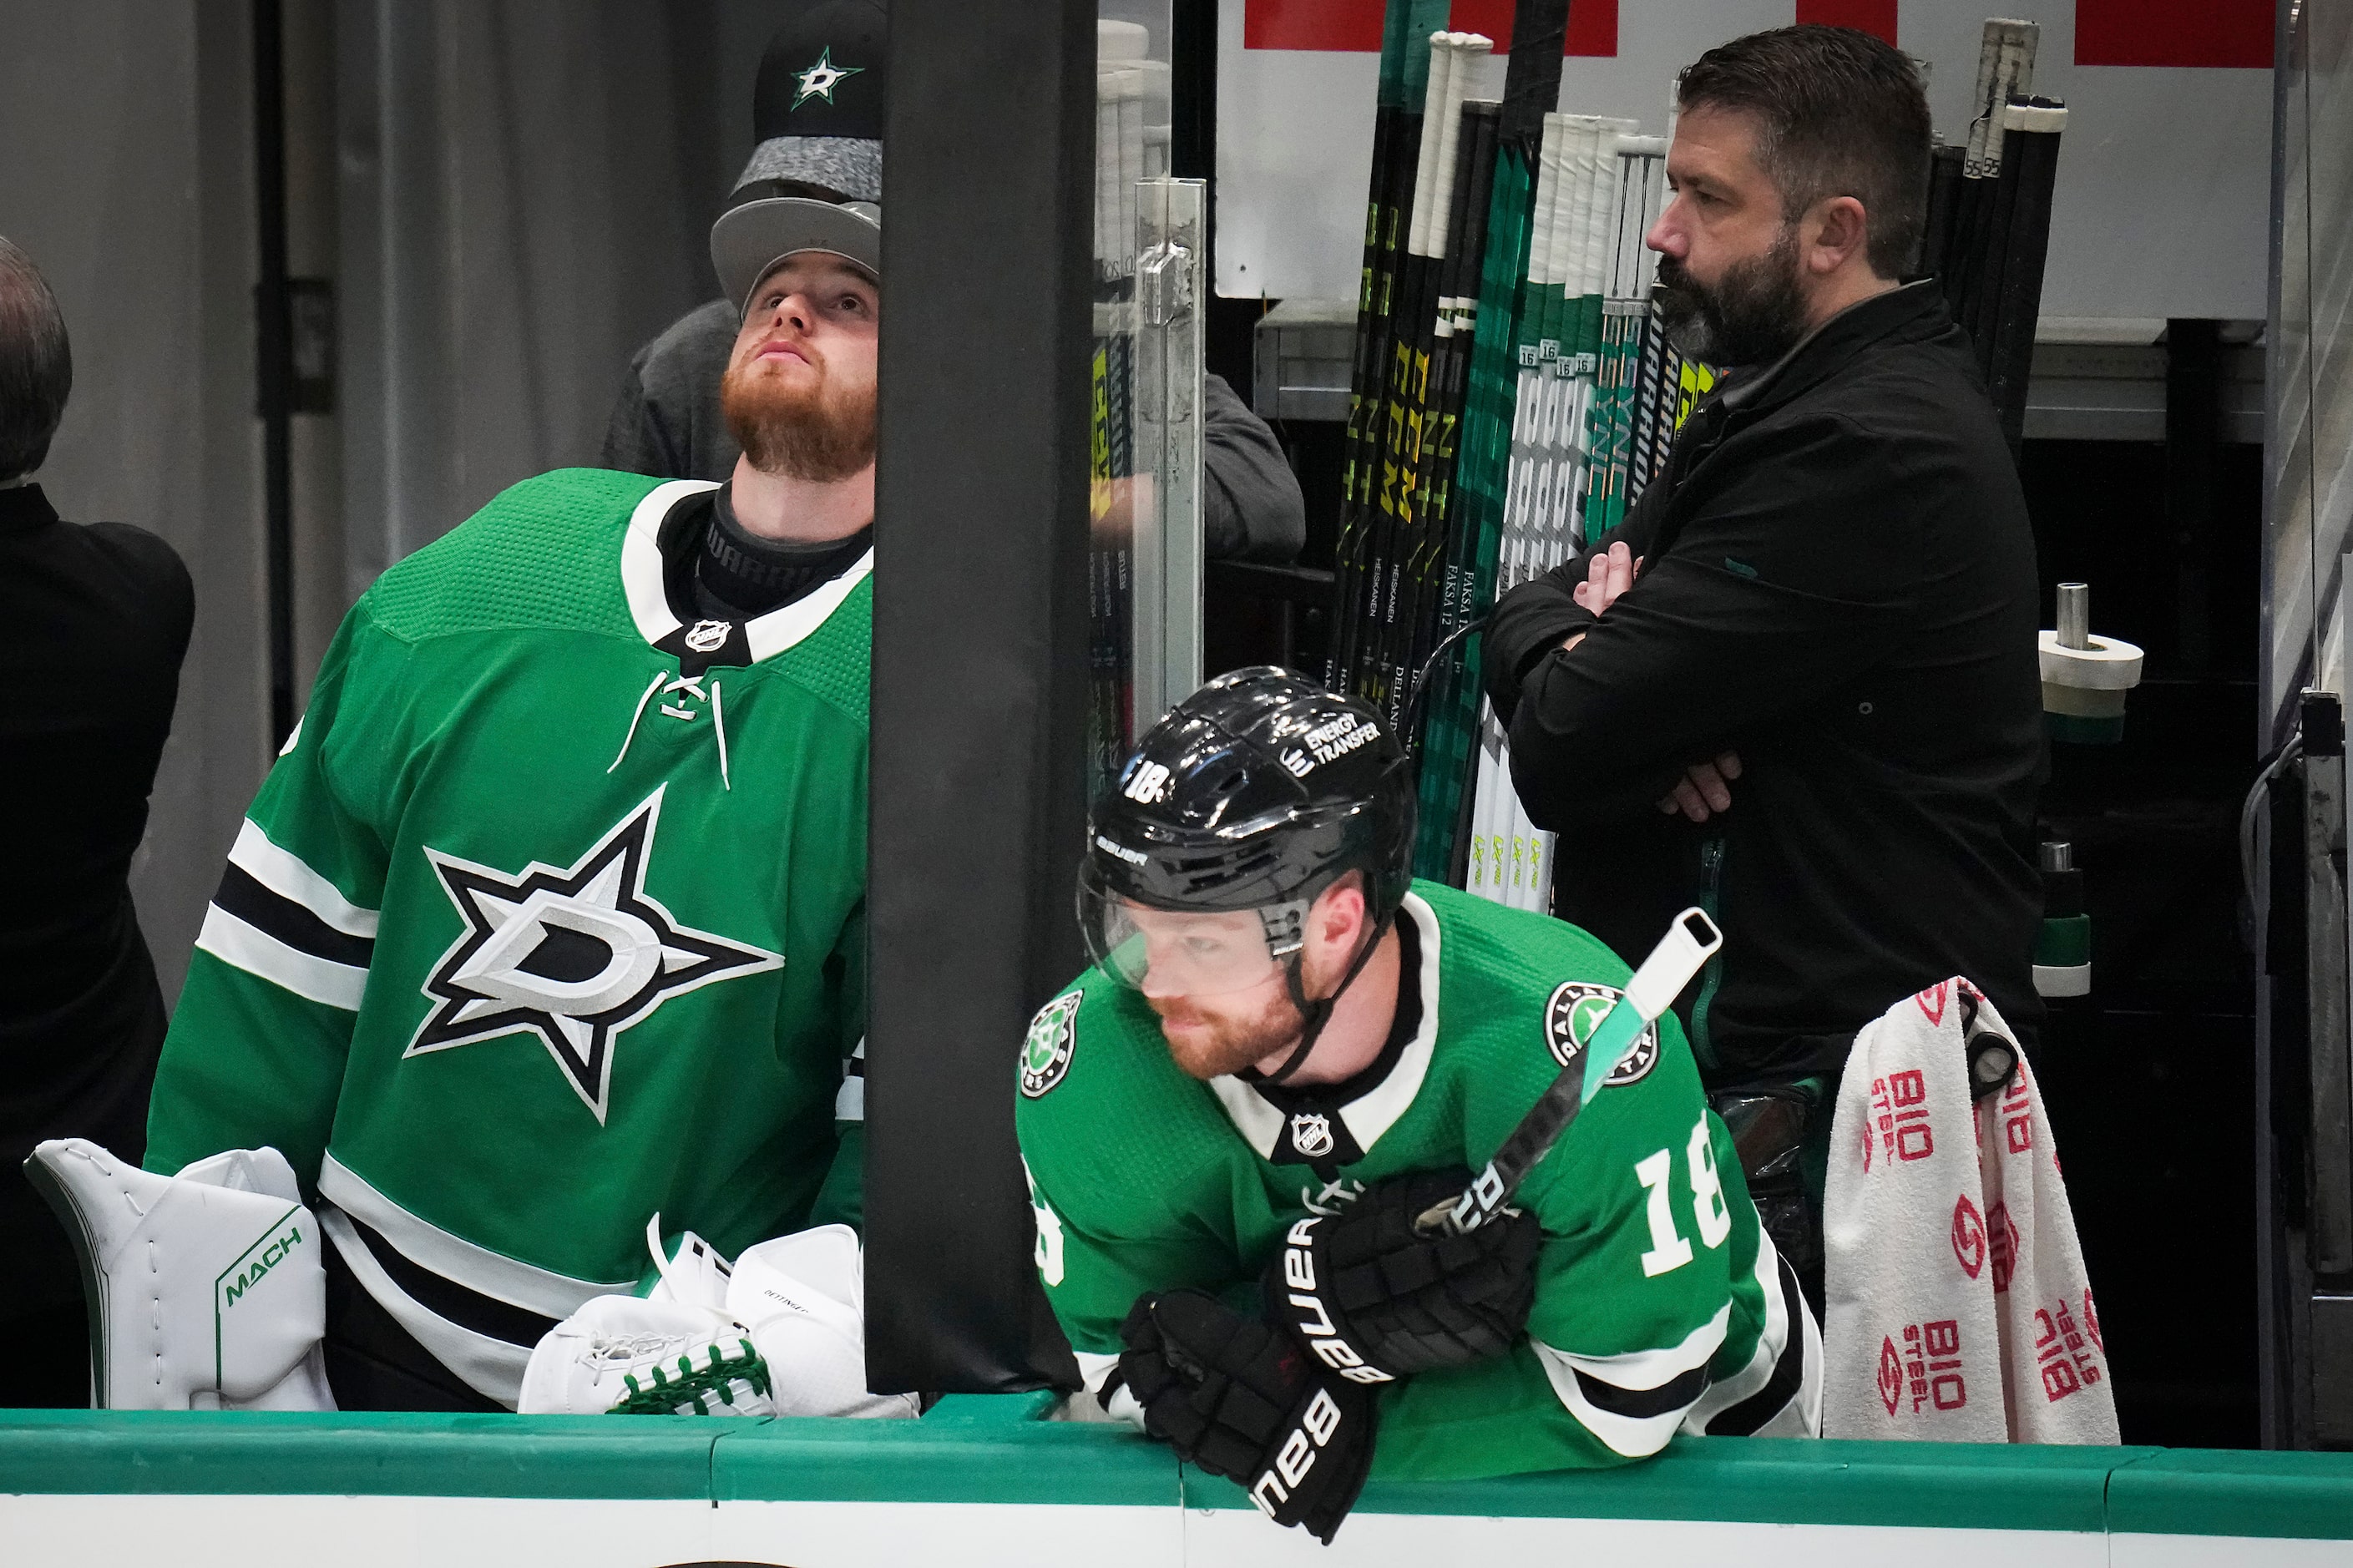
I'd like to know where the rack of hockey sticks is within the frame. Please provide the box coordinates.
[1919,17,2067,457]
[1414,115,1710,909]
[1318,7,1724,911]
[1327,24,1499,729]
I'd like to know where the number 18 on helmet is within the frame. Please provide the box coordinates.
[1077,668,1416,1001]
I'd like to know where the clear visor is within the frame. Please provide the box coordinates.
[1079,873,1308,998]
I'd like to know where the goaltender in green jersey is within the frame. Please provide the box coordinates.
[1016,670,1819,1542]
[145,179,892,1412]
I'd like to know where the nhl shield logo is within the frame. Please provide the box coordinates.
[1289,1112,1336,1160]
[1020,992,1083,1098]
[683,619,732,654]
[1541,980,1660,1086]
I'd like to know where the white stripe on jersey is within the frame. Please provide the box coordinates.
[1072,1348,1121,1395]
[1683,1219,1791,1431]
[229,818,381,937]
[318,1205,533,1409]
[1535,1302,1728,1458]
[1070,1348,1146,1430]
[195,903,369,1010]
[835,1036,867,1121]
[321,1152,627,1319]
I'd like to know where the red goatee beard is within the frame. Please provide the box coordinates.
[721,349,877,482]
[1150,988,1303,1081]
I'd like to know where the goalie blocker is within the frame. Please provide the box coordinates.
[24,1139,336,1410]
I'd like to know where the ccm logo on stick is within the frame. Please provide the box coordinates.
[1282,1218,1393,1384]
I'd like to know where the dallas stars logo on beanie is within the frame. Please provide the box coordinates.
[731,0,887,205]
[792,46,863,109]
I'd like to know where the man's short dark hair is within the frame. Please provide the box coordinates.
[1677,25,1931,279]
[0,236,72,482]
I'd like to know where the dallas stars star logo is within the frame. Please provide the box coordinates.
[407,787,781,1122]
[792,46,863,109]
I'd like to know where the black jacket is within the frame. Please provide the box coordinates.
[1482,282,2044,1084]
[0,483,192,1311]
[599,298,1308,562]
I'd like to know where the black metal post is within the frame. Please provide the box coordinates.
[252,0,296,747]
[864,0,1096,1393]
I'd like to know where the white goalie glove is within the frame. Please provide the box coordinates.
[23,1138,336,1411]
[517,1216,918,1419]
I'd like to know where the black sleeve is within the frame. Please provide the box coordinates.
[88,521,195,670]
[1501,412,1916,831]
[1200,372,1306,563]
[1483,564,1594,716]
[1480,494,1661,720]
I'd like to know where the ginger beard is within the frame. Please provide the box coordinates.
[1150,976,1307,1081]
[721,328,876,483]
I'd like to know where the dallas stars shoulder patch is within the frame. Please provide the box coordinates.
[407,786,782,1123]
[1020,991,1082,1098]
[1541,979,1660,1088]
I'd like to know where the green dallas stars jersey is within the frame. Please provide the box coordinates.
[146,468,870,1408]
[1015,881,1815,1481]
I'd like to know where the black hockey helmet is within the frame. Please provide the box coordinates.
[1078,670,1414,1075]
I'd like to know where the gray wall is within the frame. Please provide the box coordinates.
[335,0,765,589]
[0,3,266,1004]
[3,0,795,1003]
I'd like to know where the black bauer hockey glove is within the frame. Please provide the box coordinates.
[1114,1289,1376,1544]
[1263,1167,1541,1380]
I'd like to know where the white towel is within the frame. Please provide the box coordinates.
[1822,979,2118,1444]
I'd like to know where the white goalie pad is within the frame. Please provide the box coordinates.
[729,1224,918,1419]
[23,1139,335,1411]
[518,1219,918,1419]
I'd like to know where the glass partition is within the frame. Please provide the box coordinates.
[1090,4,1201,795]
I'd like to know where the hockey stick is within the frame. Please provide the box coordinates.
[1416,907,1723,1236]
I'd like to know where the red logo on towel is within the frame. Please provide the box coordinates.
[1989,1201,2020,1293]
[1884,1320,1969,1415]
[2084,1291,2103,1353]
[1870,1070,1935,1165]
[2033,1297,2103,1401]
[1915,982,1949,1026]
[1951,1196,1986,1277]
[1998,1060,2034,1155]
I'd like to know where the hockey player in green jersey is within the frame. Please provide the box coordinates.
[139,181,892,1412]
[1016,670,1819,1542]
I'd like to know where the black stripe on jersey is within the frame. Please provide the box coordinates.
[344,1212,560,1350]
[1575,1362,1709,1421]
[1706,1252,1810,1437]
[214,862,377,969]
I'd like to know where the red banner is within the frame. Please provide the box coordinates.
[2074,0,2272,68]
[1242,0,1618,58]
[1794,0,1897,43]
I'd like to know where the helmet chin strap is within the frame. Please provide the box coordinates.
[1259,912,1394,1087]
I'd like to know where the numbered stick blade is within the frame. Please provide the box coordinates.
[1416,907,1723,1236]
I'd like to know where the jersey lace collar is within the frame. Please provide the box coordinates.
[1208,890,1443,1163]
[620,478,873,665]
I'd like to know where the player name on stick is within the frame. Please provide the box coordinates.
[1419,908,1723,1237]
